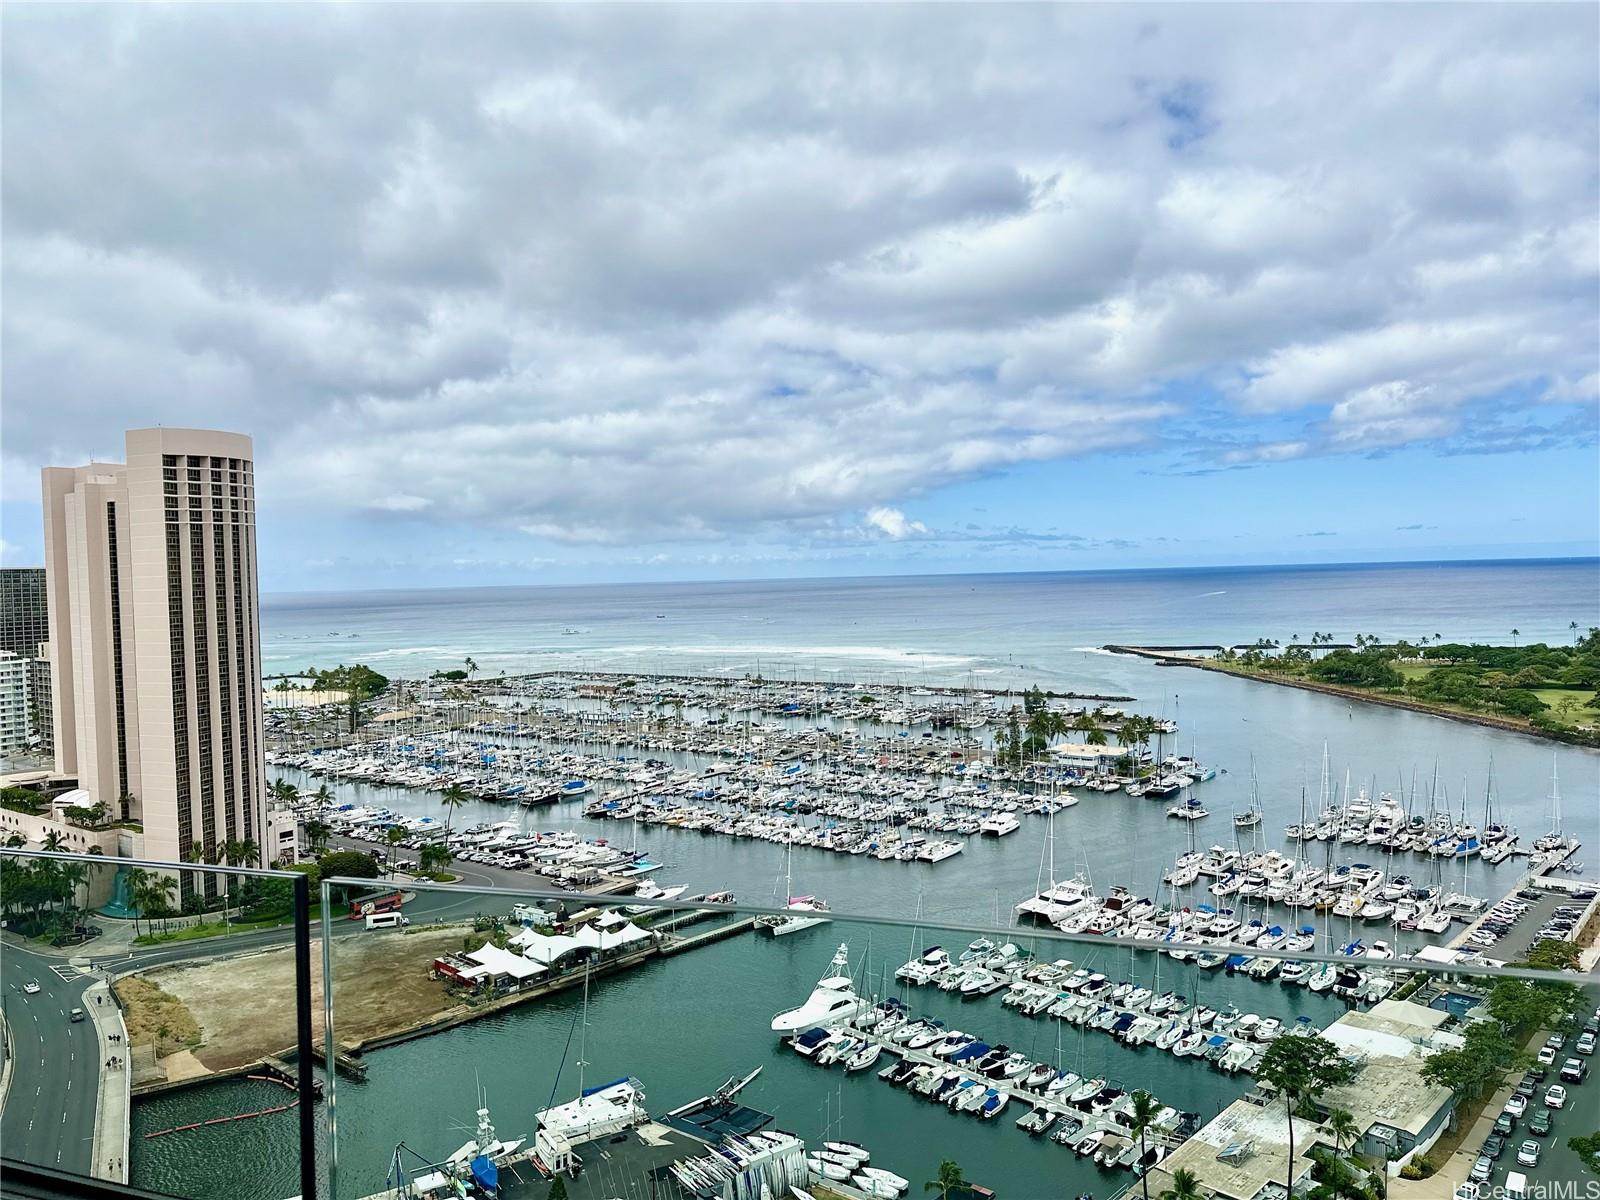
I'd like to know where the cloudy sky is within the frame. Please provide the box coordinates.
[3,4,1596,592]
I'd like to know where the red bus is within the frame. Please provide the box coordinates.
[349,890,405,919]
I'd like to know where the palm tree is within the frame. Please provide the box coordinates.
[439,783,468,843]
[147,873,178,932]
[125,867,152,938]
[1158,1168,1204,1200]
[464,656,479,679]
[923,1160,968,1200]
[1129,1088,1160,1200]
[223,839,260,868]
[41,830,66,851]
[1325,1108,1359,1158]
[303,818,332,854]
[58,862,90,916]
[1256,1032,1359,1199]
[1511,628,1520,647]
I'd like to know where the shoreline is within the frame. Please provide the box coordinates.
[1104,645,1600,749]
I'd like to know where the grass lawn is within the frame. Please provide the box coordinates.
[1530,688,1598,728]
[132,904,323,945]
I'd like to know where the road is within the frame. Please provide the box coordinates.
[0,851,560,1175]
[0,838,620,1179]
[0,946,102,1176]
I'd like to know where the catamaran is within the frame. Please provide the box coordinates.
[757,844,831,936]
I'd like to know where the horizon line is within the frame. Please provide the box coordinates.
[257,553,1600,601]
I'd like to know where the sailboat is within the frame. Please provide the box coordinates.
[757,843,831,936]
[1233,758,1263,829]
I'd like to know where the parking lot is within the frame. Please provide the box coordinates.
[1465,994,1599,1198]
[1462,887,1593,962]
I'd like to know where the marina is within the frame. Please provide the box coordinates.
[128,575,1600,1200]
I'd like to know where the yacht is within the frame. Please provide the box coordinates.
[771,944,868,1035]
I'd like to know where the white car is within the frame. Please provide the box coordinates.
[1537,1045,1558,1065]
[1544,1084,1567,1109]
[22,981,40,994]
[1504,1093,1529,1118]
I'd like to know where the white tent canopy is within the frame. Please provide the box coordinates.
[508,920,654,967]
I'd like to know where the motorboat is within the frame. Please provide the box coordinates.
[770,944,868,1034]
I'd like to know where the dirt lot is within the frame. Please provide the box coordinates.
[120,925,472,1076]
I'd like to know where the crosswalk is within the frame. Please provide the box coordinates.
[47,964,82,983]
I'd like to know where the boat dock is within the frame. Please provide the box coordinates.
[659,916,758,955]
[822,1022,1189,1152]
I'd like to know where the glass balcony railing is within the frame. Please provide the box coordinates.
[3,847,1597,1200]
[0,849,320,1200]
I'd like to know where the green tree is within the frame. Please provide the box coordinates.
[1568,1132,1600,1175]
[924,1160,968,1200]
[464,656,479,679]
[1129,1088,1160,1200]
[1519,940,1583,973]
[124,866,151,937]
[1256,1033,1360,1198]
[1324,1108,1360,1157]
[439,783,468,842]
[1159,1168,1204,1200]
[316,850,381,880]
[302,818,332,855]
[420,843,453,875]
[547,1178,568,1200]
[1421,1020,1527,1100]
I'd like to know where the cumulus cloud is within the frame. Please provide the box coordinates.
[864,507,930,540]
[1,4,1595,555]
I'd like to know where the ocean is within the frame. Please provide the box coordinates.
[133,558,1600,1200]
[262,558,1600,686]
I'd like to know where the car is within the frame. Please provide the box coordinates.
[1504,1093,1529,1118]
[1517,888,1544,900]
[1545,1084,1567,1108]
[68,1008,84,1022]
[1515,1076,1538,1098]
[22,981,40,994]
[1517,1141,1541,1168]
[1529,1110,1553,1137]
[1526,1062,1549,1081]
[1454,1184,1483,1200]
[1560,1058,1587,1083]
[1483,1134,1507,1159]
[1545,1033,1567,1050]
[1494,1113,1518,1137]
[1469,1156,1494,1184]
[1578,1031,1596,1056]
[1537,1045,1558,1065]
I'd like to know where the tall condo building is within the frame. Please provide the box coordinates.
[0,566,52,753]
[0,566,49,656]
[42,429,265,892]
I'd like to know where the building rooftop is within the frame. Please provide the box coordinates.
[1148,1095,1319,1200]
[1319,999,1459,1138]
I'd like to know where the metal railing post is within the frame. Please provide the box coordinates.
[293,871,319,1200]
